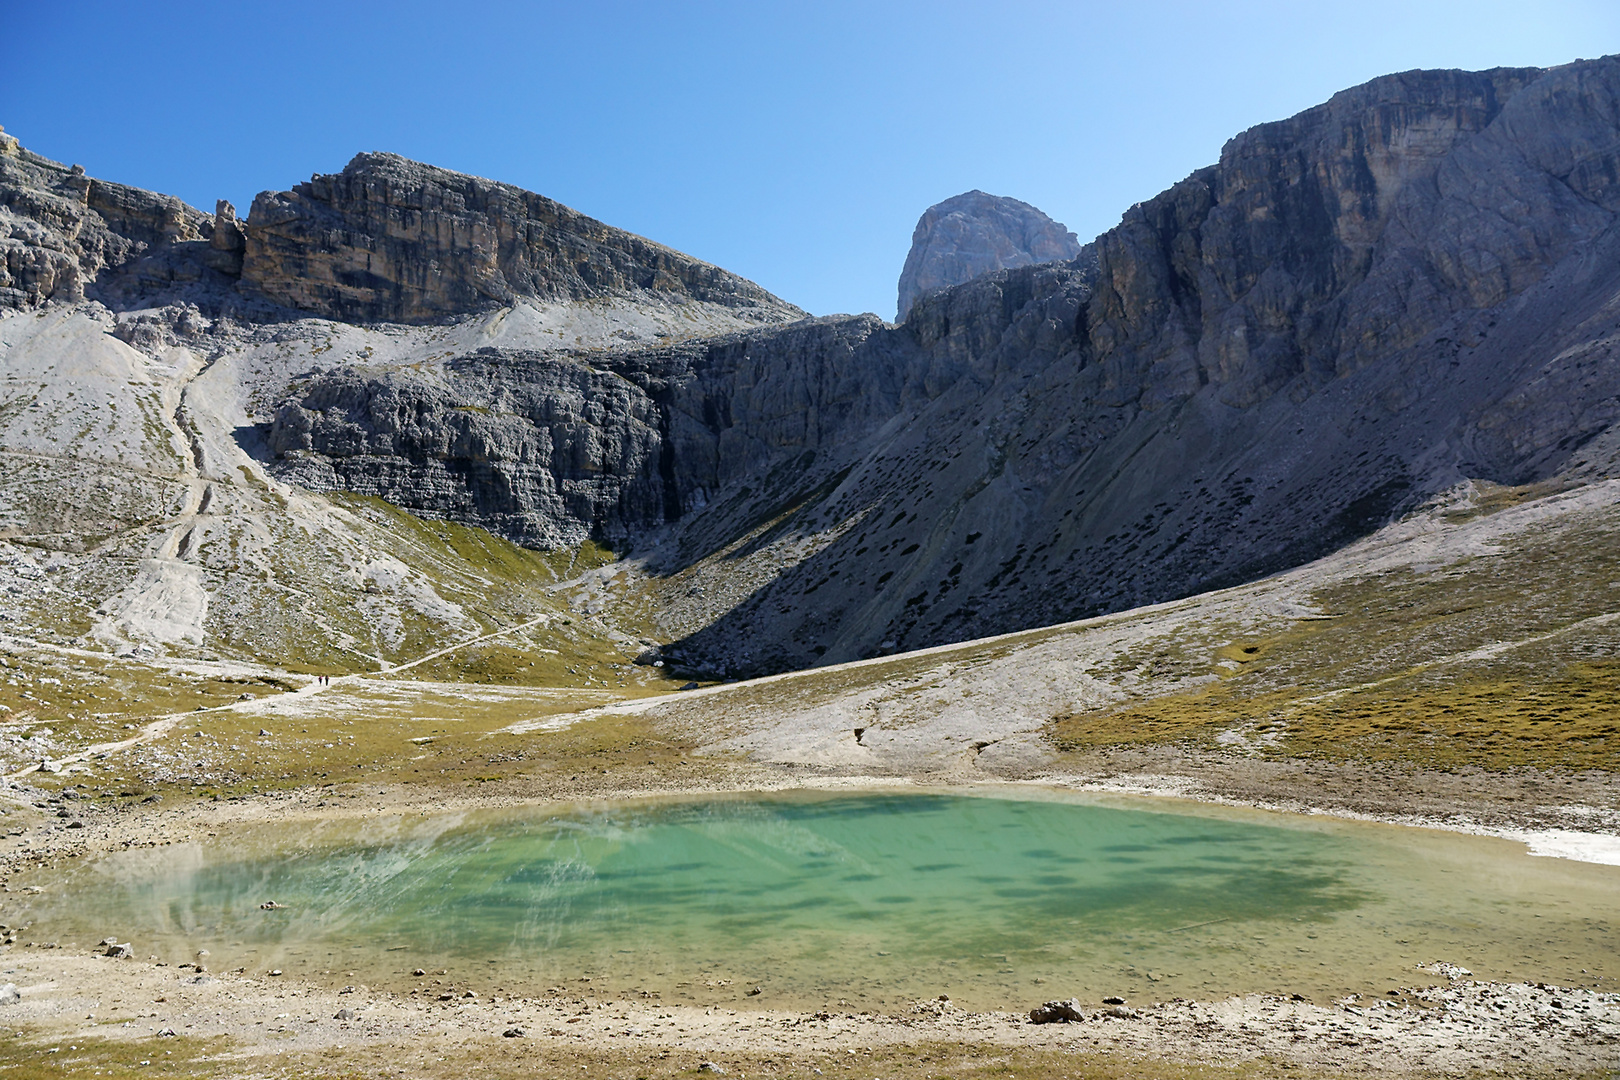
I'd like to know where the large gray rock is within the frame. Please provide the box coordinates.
[250,58,1620,675]
[896,190,1080,321]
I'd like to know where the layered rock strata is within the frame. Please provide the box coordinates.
[0,144,803,328]
[239,153,803,324]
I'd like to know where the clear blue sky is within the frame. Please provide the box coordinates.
[8,1,1619,319]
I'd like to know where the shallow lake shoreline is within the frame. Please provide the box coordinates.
[0,761,1615,1076]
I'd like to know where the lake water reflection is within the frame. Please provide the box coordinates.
[17,790,1617,1008]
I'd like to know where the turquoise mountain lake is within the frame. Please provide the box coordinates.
[15,790,1616,1008]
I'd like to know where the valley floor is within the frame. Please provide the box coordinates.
[0,479,1615,1077]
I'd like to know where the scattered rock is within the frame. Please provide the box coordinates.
[698,1064,725,1074]
[1029,998,1085,1024]
[502,1026,524,1037]
[334,1008,357,1021]
[105,942,133,958]
[1102,996,1127,1005]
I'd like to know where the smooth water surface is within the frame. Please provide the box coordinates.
[16,790,1618,1008]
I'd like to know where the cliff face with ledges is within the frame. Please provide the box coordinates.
[241,153,805,325]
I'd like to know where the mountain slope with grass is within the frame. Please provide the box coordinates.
[4,59,1620,689]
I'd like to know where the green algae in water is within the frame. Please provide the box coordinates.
[17,791,1618,1008]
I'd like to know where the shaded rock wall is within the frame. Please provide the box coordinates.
[0,141,213,310]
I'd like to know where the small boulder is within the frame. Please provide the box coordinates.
[1029,998,1084,1024]
[334,1008,357,1021]
[1102,996,1126,1005]
[106,942,133,958]
[0,984,18,1005]
[502,1026,524,1037]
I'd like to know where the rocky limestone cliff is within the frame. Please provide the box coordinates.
[240,153,804,324]
[896,190,1080,322]
[8,58,1620,680]
[0,136,215,310]
[264,58,1620,675]
[0,143,803,331]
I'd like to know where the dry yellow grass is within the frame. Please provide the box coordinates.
[1051,492,1620,771]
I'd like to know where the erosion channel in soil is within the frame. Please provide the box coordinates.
[13,789,1617,1011]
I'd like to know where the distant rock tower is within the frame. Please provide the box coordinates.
[896,190,1081,322]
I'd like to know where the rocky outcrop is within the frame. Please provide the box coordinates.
[266,315,919,547]
[239,153,804,324]
[0,142,803,330]
[896,190,1080,321]
[0,142,213,310]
